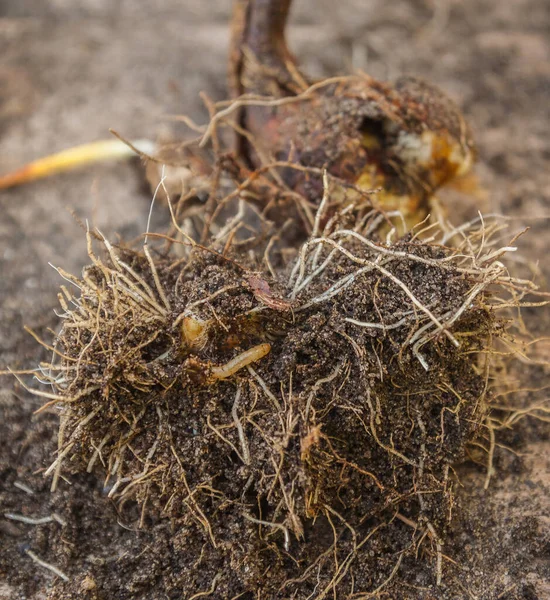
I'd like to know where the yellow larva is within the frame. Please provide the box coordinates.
[211,343,271,380]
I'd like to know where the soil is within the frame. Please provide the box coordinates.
[0,1,549,599]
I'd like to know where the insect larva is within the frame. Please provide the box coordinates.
[210,343,271,380]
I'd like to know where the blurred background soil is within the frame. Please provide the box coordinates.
[0,1,548,598]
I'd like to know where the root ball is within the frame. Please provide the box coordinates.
[39,205,529,596]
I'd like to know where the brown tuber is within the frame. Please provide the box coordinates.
[227,0,476,228]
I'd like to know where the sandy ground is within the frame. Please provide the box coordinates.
[0,1,549,598]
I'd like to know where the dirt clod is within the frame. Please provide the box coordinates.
[25,196,535,598]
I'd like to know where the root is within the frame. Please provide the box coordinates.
[188,573,222,599]
[242,512,291,551]
[7,150,541,599]
[0,138,155,190]
[25,549,69,583]
[232,386,250,465]
[366,391,418,468]
[4,513,65,526]
[351,551,404,599]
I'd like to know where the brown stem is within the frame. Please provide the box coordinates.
[228,0,307,98]
[246,0,292,59]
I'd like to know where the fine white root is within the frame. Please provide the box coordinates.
[13,481,35,495]
[344,309,418,332]
[242,512,291,552]
[4,513,65,526]
[25,549,70,582]
[366,391,418,467]
[232,386,250,465]
[188,573,222,599]
[484,418,497,490]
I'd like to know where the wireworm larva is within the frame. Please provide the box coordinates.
[210,343,271,379]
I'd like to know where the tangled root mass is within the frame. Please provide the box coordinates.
[30,196,533,598]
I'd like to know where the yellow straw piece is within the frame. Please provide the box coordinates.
[0,138,156,190]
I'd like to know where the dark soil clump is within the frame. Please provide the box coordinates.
[21,201,529,599]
